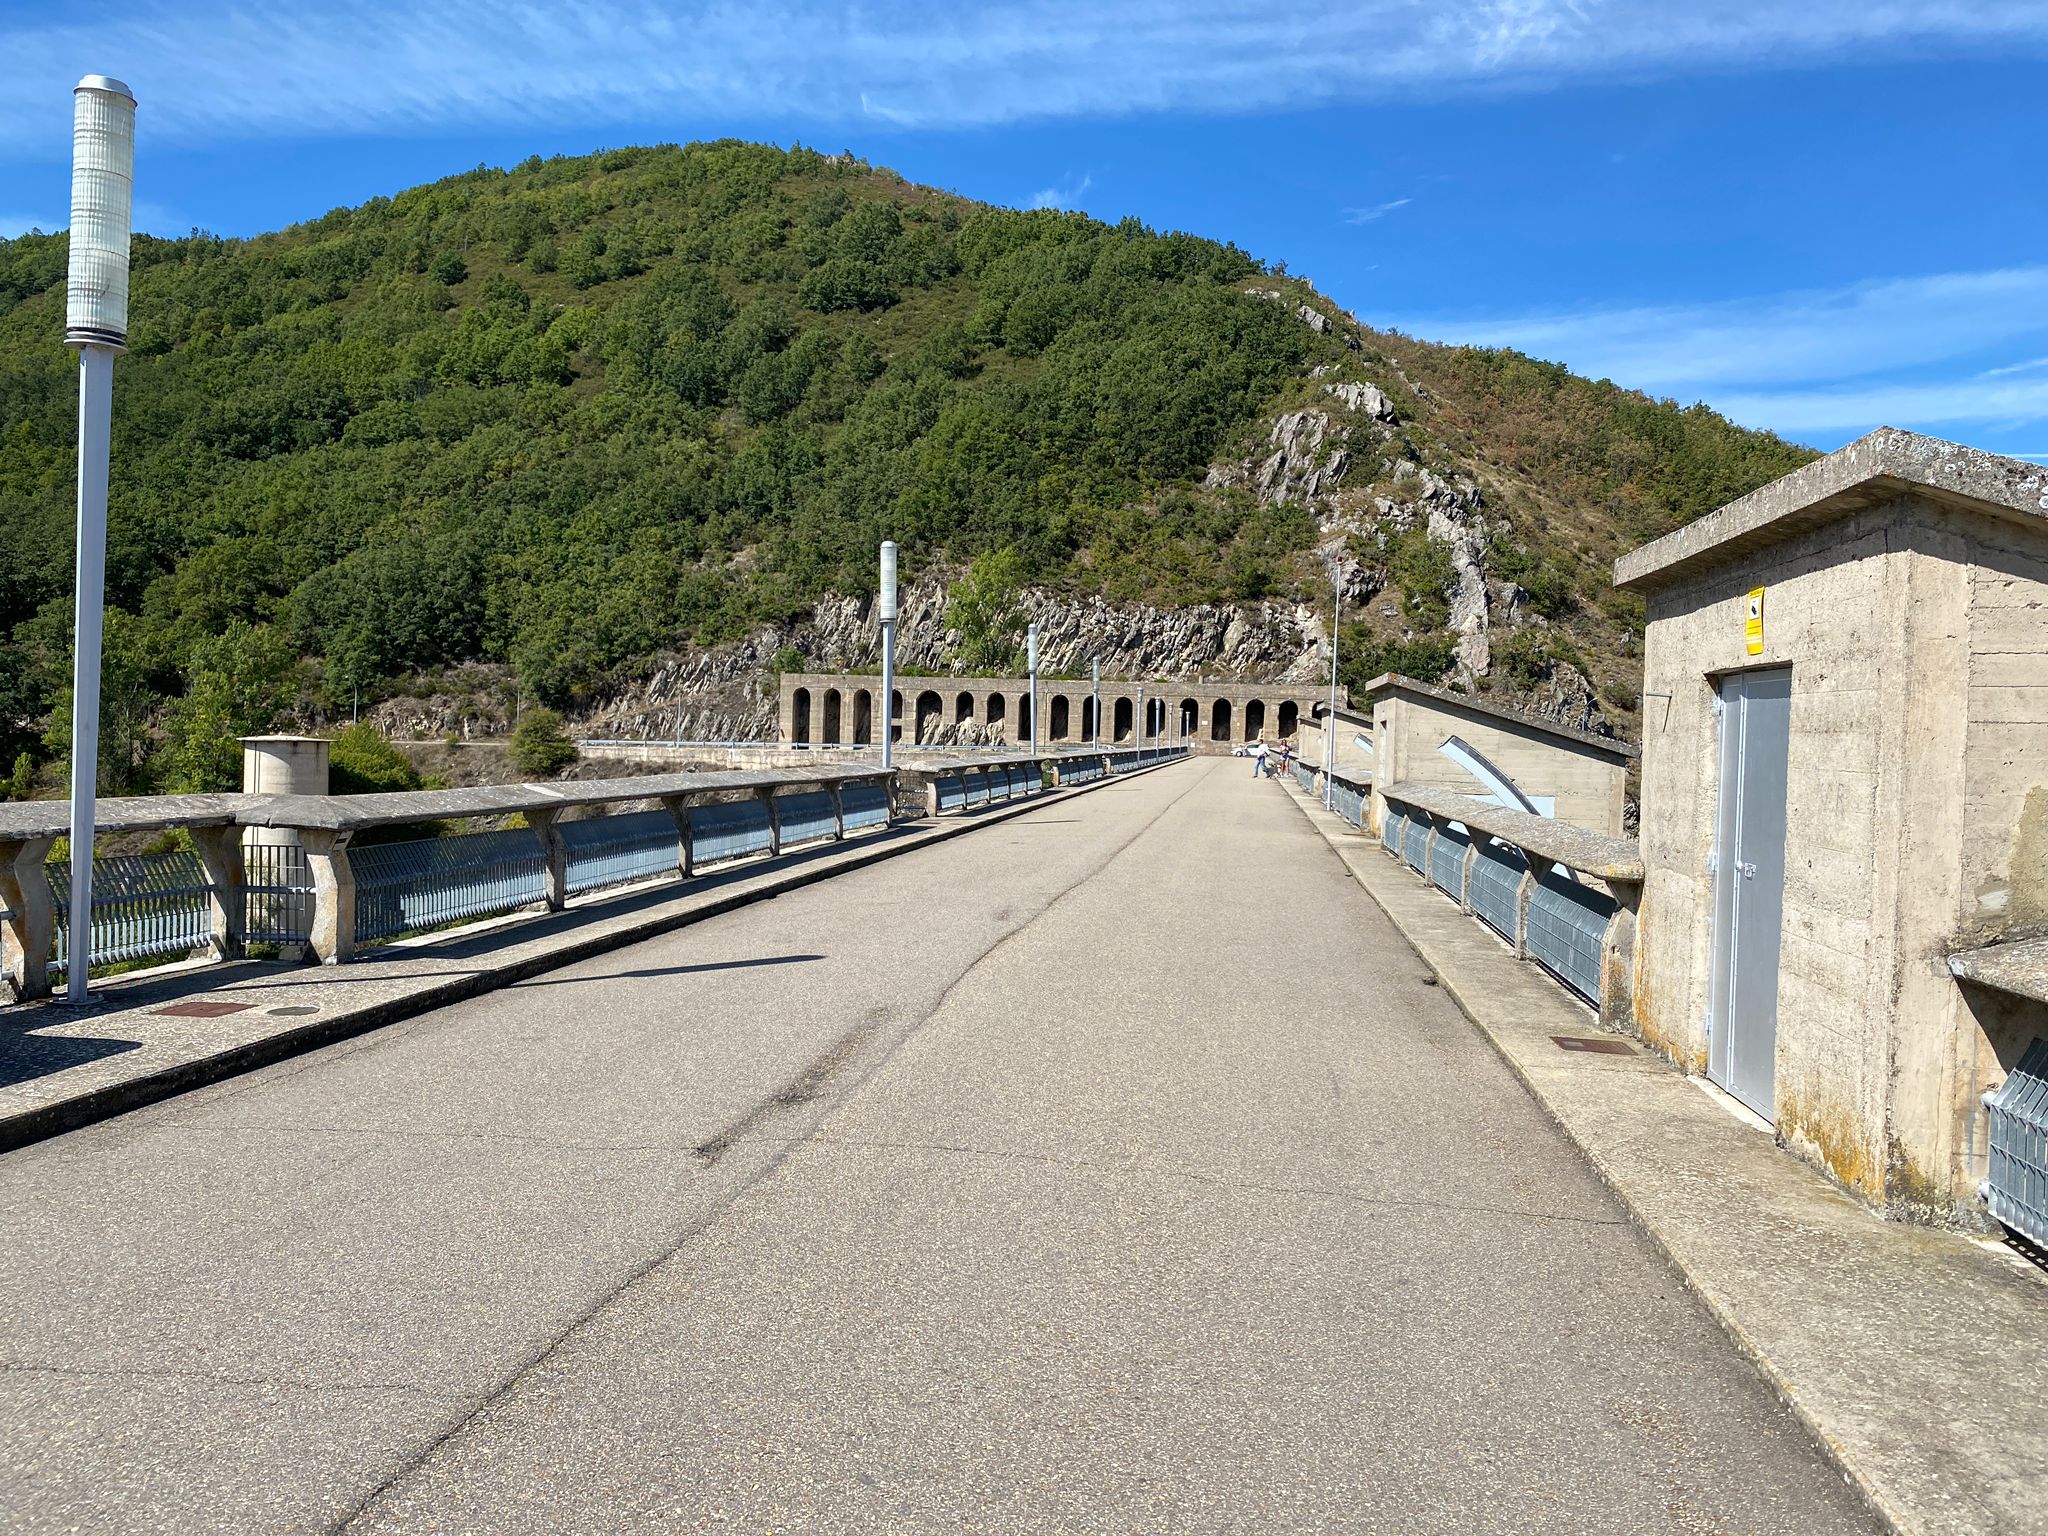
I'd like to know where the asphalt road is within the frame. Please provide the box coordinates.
[0,757,1878,1534]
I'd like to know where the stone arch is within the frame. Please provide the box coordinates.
[853,689,873,745]
[1180,698,1199,740]
[986,693,1007,730]
[1050,695,1070,741]
[823,688,842,744]
[1081,697,1097,744]
[890,689,904,745]
[1210,699,1233,742]
[1244,698,1266,741]
[791,687,811,745]
[1278,700,1299,739]
[1113,697,1134,743]
[916,689,943,743]
[955,691,975,724]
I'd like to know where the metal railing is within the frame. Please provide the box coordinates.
[1371,781,1645,1031]
[0,767,895,995]
[1983,1036,2048,1250]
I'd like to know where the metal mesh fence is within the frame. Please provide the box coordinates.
[561,810,679,897]
[49,848,212,974]
[1469,840,1526,943]
[352,828,546,944]
[1985,1036,2048,1249]
[1525,868,1615,1006]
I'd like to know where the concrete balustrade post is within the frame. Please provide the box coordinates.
[828,783,846,841]
[660,795,695,878]
[1599,878,1643,1034]
[1508,848,1545,960]
[757,788,782,857]
[301,828,357,965]
[187,826,246,960]
[0,836,57,1000]
[525,808,568,912]
[1458,835,1478,910]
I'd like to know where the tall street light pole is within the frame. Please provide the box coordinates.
[1026,623,1039,755]
[1090,658,1099,749]
[1324,582,1342,812]
[61,76,137,1007]
[878,540,897,770]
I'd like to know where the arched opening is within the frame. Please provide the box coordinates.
[890,689,904,745]
[916,690,943,743]
[823,689,843,744]
[1210,699,1233,741]
[1080,697,1097,743]
[1244,699,1266,741]
[1278,700,1299,739]
[1019,693,1036,745]
[1113,697,1134,743]
[1180,698,1199,741]
[986,693,1007,730]
[1050,695,1070,741]
[852,689,873,745]
[955,691,974,724]
[791,687,811,745]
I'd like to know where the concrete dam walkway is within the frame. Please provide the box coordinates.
[0,758,1877,1534]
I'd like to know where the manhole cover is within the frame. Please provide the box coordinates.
[266,1005,319,1017]
[1552,1035,1633,1055]
[151,1001,253,1019]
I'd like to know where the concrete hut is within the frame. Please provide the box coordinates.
[1615,428,2048,1224]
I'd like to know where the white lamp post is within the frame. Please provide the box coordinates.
[1324,583,1342,812]
[1090,658,1099,748]
[878,540,897,769]
[61,75,136,1006]
[1026,623,1039,754]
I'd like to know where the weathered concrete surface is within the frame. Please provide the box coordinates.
[1949,936,2048,1006]
[1381,780,1645,881]
[1284,778,2048,1535]
[0,760,1878,1534]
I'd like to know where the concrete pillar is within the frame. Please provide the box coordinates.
[301,828,357,965]
[828,783,846,840]
[188,826,246,960]
[242,735,330,949]
[0,836,56,1000]
[526,807,568,911]
[757,788,782,857]
[1600,880,1643,1034]
[660,795,695,877]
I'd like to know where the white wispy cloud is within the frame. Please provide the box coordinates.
[1380,266,2048,439]
[2,2,2044,152]
[1343,197,1411,225]
[1028,173,1093,211]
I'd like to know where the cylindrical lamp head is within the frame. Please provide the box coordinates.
[878,540,898,623]
[1027,624,1039,671]
[66,75,137,351]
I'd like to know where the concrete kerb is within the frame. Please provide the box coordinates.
[0,757,1189,1154]
[1272,774,2046,1536]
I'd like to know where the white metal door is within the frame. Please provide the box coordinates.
[1708,668,1791,1118]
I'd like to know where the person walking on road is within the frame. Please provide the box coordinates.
[1252,740,1270,778]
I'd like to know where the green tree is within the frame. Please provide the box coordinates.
[509,707,578,777]
[945,549,1024,674]
[328,722,427,795]
[160,621,300,792]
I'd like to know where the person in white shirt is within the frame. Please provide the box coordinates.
[1252,740,1270,778]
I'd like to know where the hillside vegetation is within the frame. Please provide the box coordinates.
[0,140,1812,791]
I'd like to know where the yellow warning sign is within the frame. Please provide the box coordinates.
[1744,587,1765,656]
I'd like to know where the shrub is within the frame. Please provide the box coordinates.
[509,708,578,777]
[329,722,426,795]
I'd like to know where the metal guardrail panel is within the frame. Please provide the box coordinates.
[1383,806,1406,854]
[1985,1036,2048,1249]
[841,783,889,830]
[49,849,214,973]
[1469,840,1526,942]
[1400,816,1430,874]
[690,800,773,866]
[776,790,838,847]
[1526,868,1615,1006]
[934,773,967,812]
[353,828,546,944]
[1429,823,1470,901]
[561,810,678,897]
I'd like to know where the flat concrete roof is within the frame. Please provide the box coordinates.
[1615,428,2048,593]
[1354,672,1637,761]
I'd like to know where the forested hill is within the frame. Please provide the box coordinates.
[0,140,1812,792]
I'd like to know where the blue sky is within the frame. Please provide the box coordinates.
[3,2,2044,456]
